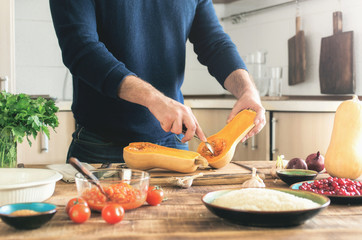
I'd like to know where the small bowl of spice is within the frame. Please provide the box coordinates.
[0,202,57,230]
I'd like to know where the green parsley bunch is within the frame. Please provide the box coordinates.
[0,91,59,146]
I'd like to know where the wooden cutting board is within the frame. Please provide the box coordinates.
[288,16,306,85]
[148,161,265,187]
[319,11,354,94]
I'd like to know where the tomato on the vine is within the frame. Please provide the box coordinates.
[68,204,91,224]
[146,185,164,206]
[66,197,88,214]
[101,203,125,224]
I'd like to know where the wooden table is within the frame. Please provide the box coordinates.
[2,161,362,240]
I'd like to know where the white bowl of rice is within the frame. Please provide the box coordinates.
[202,188,330,227]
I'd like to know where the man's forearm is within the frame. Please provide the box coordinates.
[223,68,265,140]
[224,69,258,99]
[117,75,164,109]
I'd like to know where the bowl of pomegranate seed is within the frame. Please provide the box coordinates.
[290,177,362,204]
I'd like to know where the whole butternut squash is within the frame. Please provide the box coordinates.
[324,95,362,179]
[197,109,256,168]
[123,142,208,173]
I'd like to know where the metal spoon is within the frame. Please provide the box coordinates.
[69,157,111,201]
[182,125,215,155]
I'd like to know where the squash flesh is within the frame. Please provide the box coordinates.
[123,142,208,173]
[127,142,200,158]
[197,109,256,168]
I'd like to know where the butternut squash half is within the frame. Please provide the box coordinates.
[123,142,208,173]
[324,95,362,179]
[197,109,256,168]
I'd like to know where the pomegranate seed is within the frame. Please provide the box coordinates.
[299,178,362,196]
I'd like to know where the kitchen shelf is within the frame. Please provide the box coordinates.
[219,0,309,23]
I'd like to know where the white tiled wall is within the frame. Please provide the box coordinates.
[183,0,362,96]
[182,4,229,95]
[15,0,72,100]
[227,0,361,96]
[15,0,361,98]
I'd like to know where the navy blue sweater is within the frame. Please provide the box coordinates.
[50,0,246,143]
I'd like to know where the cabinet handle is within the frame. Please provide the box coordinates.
[251,135,257,150]
[0,76,9,92]
[272,117,278,154]
[41,131,49,153]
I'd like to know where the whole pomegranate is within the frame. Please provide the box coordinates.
[286,158,308,170]
[305,151,325,172]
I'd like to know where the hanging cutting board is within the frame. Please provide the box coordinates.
[319,11,354,94]
[288,16,306,85]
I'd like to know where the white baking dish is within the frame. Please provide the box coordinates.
[0,168,62,205]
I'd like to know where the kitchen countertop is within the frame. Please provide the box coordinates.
[56,100,72,112]
[56,95,359,112]
[185,95,349,112]
[2,161,362,239]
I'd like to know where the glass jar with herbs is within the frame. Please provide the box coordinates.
[0,92,59,168]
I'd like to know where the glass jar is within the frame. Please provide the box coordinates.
[0,129,17,168]
[253,51,269,97]
[269,67,283,97]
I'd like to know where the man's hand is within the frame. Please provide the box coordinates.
[148,96,207,143]
[118,75,207,143]
[224,69,266,142]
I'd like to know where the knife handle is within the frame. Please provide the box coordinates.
[182,125,200,141]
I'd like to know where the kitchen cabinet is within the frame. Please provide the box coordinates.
[271,112,335,161]
[17,111,75,165]
[188,109,270,161]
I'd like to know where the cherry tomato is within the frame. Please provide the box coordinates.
[146,185,164,206]
[66,197,88,214]
[101,203,125,224]
[69,204,91,224]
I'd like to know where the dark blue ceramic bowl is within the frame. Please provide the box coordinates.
[277,169,318,186]
[0,202,57,230]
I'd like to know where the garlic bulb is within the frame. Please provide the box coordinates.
[168,173,204,188]
[241,167,265,188]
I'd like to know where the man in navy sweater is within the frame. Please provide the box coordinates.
[50,0,265,164]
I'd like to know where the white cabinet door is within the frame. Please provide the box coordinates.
[17,111,75,165]
[271,112,335,161]
[0,0,15,92]
[234,111,270,161]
